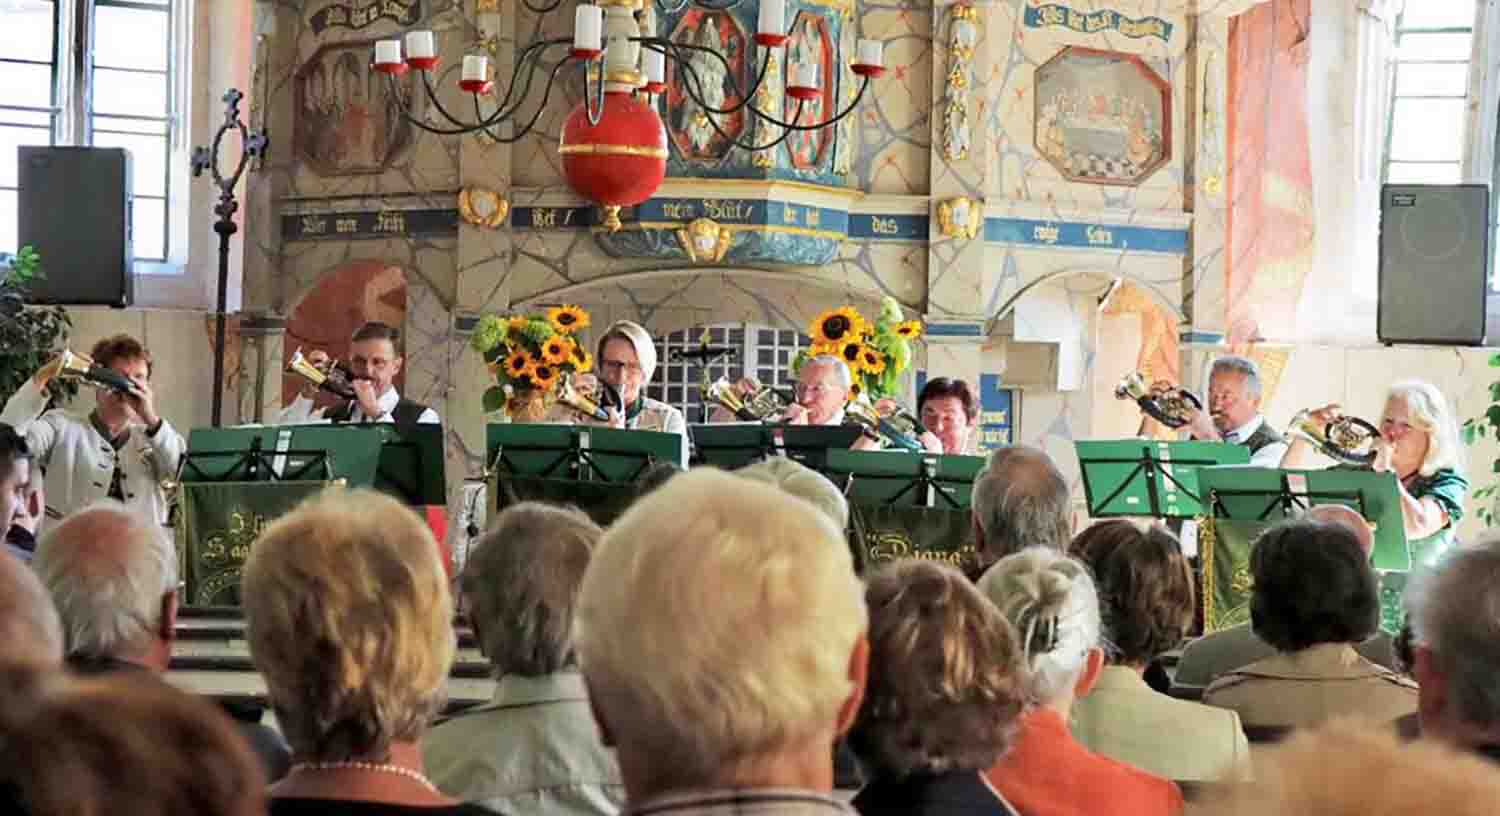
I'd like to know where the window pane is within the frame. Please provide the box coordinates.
[91,130,166,197]
[0,63,54,109]
[0,125,53,188]
[0,190,15,254]
[1389,99,1466,161]
[1400,0,1476,29]
[7,0,56,64]
[130,197,165,260]
[0,110,53,128]
[91,68,168,117]
[1386,161,1462,184]
[1397,32,1472,61]
[1395,62,1470,97]
[90,114,167,136]
[93,5,169,71]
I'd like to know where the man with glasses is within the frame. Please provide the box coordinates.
[556,320,688,463]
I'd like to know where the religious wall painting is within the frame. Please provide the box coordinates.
[1033,47,1171,187]
[783,11,834,170]
[294,41,419,176]
[666,9,750,163]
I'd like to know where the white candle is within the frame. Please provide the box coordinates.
[463,54,488,82]
[791,62,819,89]
[374,39,402,66]
[574,4,603,52]
[857,38,883,68]
[405,30,435,60]
[643,48,665,85]
[758,0,784,37]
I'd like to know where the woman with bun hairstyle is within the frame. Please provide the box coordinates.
[977,549,1182,816]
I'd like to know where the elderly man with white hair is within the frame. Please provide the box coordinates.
[32,502,290,780]
[1171,504,1397,697]
[1408,536,1500,762]
[0,550,61,668]
[574,468,870,814]
[968,445,1072,579]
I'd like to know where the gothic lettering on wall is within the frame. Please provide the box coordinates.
[294,41,419,176]
[666,9,750,162]
[308,0,424,35]
[1022,4,1173,42]
[1033,47,1171,187]
[784,11,834,170]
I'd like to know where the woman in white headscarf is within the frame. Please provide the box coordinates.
[548,320,688,462]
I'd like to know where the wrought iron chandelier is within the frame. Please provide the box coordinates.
[374,0,885,230]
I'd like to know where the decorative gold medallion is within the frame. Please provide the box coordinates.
[458,187,510,229]
[476,0,500,11]
[676,216,734,262]
[936,196,981,240]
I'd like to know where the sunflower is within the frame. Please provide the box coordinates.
[569,343,594,373]
[860,347,887,375]
[837,339,865,370]
[541,335,572,365]
[547,304,590,335]
[847,381,863,401]
[807,341,838,358]
[503,349,535,380]
[810,307,867,346]
[529,362,561,390]
[894,320,923,339]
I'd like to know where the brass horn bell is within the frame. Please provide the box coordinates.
[1289,409,1380,466]
[556,372,622,423]
[57,348,135,394]
[286,347,356,400]
[1115,372,1202,430]
[705,375,792,422]
[845,396,927,452]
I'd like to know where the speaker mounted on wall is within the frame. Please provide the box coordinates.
[17,146,134,307]
[1378,183,1489,346]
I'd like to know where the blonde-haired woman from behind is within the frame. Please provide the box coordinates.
[977,548,1183,816]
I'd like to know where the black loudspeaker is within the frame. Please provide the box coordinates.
[17,146,134,307]
[1378,183,1488,346]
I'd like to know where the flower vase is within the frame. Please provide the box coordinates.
[506,387,552,422]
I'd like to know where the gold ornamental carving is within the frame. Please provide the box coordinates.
[676,217,734,262]
[936,196,981,240]
[458,187,510,229]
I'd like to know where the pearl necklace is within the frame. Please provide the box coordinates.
[289,760,438,793]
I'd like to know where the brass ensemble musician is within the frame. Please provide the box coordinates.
[545,320,688,462]
[1152,355,1287,467]
[917,377,980,455]
[279,321,439,427]
[0,334,185,533]
[1279,381,1468,568]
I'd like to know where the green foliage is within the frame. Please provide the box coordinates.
[1463,352,1500,526]
[470,314,506,355]
[0,247,77,408]
[520,319,555,345]
[482,386,507,414]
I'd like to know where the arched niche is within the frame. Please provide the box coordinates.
[281,260,408,409]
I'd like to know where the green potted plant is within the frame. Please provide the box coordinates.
[0,246,78,407]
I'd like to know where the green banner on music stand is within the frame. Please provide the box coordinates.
[848,502,978,577]
[177,480,329,607]
[1075,439,1249,519]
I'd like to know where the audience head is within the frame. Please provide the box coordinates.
[243,487,455,762]
[32,502,178,669]
[463,502,599,677]
[634,460,684,498]
[0,669,266,816]
[849,560,1026,779]
[89,334,154,420]
[575,469,867,797]
[1201,719,1500,816]
[1248,519,1379,653]
[348,321,404,397]
[796,355,853,423]
[1207,355,1263,434]
[0,551,62,668]
[970,445,1071,573]
[1408,536,1500,746]
[917,377,979,455]
[736,455,850,529]
[1383,380,1463,478]
[0,422,30,535]
[1070,520,1193,667]
[1304,504,1375,557]
[977,549,1103,707]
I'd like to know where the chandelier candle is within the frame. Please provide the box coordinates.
[573,4,603,58]
[460,55,489,93]
[757,0,787,45]
[788,63,820,101]
[405,31,437,70]
[373,40,403,72]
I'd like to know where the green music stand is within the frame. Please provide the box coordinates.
[284,424,446,506]
[182,426,334,483]
[689,423,863,471]
[821,449,986,509]
[1195,466,1409,572]
[487,423,683,483]
[1075,439,1250,519]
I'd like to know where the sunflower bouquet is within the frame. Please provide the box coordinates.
[797,296,923,402]
[470,304,593,413]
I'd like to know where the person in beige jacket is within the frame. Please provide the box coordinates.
[1069,520,1250,781]
[1202,518,1417,730]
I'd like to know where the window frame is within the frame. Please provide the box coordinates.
[0,0,186,271]
[1381,15,1473,187]
[647,322,814,423]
